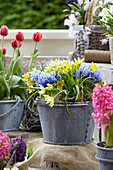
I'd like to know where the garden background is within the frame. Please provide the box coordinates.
[0,0,67,29]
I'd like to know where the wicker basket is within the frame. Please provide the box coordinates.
[75,0,109,59]
[21,92,41,132]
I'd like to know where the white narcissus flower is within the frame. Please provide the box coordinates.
[99,8,109,17]
[104,0,113,6]
[100,39,108,45]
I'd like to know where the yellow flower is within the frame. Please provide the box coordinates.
[28,86,35,93]
[90,63,98,71]
[39,85,46,95]
[73,59,83,68]
[98,80,104,86]
[57,80,63,90]
[27,80,35,86]
[44,95,54,107]
[46,83,54,89]
[45,60,72,74]
[23,72,30,81]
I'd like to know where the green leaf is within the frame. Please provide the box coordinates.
[75,85,80,101]
[12,55,23,75]
[0,58,5,76]
[106,115,113,147]
[6,59,15,78]
[10,75,22,87]
[0,75,10,98]
[0,159,3,170]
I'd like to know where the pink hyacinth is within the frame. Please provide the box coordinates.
[0,130,11,167]
[92,81,113,128]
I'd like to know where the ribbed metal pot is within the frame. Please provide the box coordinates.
[95,141,113,170]
[36,100,94,145]
[0,97,24,131]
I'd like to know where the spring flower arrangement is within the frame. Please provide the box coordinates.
[89,0,113,43]
[64,0,90,37]
[92,81,113,148]
[23,59,102,116]
[0,25,42,100]
[0,130,33,170]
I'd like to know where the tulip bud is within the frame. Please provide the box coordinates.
[0,25,8,36]
[33,32,42,42]
[11,39,22,48]
[0,47,6,55]
[11,39,18,48]
[16,32,24,41]
[19,42,22,48]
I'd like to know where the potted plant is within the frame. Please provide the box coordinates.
[92,81,113,170]
[89,0,113,64]
[0,25,42,131]
[23,59,102,145]
[64,0,109,59]
[0,25,26,131]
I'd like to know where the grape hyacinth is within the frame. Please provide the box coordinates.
[11,137,26,162]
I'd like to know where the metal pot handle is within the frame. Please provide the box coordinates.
[0,97,21,118]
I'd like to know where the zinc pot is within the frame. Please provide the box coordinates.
[36,100,94,145]
[95,141,113,170]
[0,97,24,131]
[109,37,113,64]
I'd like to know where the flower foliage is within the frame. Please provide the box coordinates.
[92,81,113,147]
[24,59,102,116]
[89,0,113,36]
[0,25,42,100]
[64,0,90,37]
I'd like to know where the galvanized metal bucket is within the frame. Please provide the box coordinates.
[95,141,113,170]
[0,97,24,131]
[36,100,94,145]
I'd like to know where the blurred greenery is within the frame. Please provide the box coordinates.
[0,0,68,29]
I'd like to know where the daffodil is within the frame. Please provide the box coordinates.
[27,80,35,86]
[44,95,54,107]
[57,80,63,90]
[73,59,83,68]
[39,85,46,95]
[46,83,54,89]
[23,72,30,81]
[28,85,35,93]
[90,63,98,71]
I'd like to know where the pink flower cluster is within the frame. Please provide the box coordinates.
[0,130,11,167]
[92,81,113,127]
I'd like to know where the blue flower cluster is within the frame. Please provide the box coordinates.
[79,65,102,82]
[31,70,60,87]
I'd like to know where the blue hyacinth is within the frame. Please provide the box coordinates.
[31,70,59,87]
[78,65,102,82]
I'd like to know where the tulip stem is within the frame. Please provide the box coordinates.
[1,36,4,60]
[34,41,37,54]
